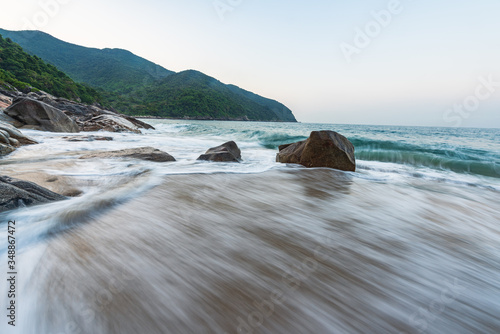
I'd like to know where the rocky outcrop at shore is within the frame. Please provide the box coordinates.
[79,114,143,134]
[0,121,38,156]
[79,147,176,162]
[0,175,66,212]
[277,130,356,171]
[5,97,80,132]
[197,141,241,162]
[0,90,154,133]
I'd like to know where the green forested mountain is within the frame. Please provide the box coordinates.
[113,70,295,121]
[0,29,173,93]
[0,29,297,121]
[226,84,297,122]
[0,34,101,103]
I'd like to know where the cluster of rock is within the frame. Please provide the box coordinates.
[75,132,354,170]
[0,120,37,156]
[0,89,154,134]
[78,141,242,163]
[0,126,356,212]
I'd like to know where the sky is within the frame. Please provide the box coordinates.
[2,0,500,127]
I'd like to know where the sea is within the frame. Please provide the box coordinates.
[0,120,499,334]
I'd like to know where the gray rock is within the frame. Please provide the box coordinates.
[80,114,142,133]
[62,135,113,142]
[79,147,176,162]
[8,137,19,147]
[277,130,356,171]
[197,141,241,162]
[38,95,155,133]
[0,129,10,144]
[5,97,80,133]
[0,175,66,212]
[0,111,23,127]
[0,144,15,156]
[0,94,12,109]
[0,120,38,157]
[2,90,154,133]
[0,121,38,145]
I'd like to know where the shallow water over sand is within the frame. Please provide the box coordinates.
[2,169,500,334]
[1,121,499,333]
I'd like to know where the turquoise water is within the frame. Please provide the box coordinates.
[148,120,500,181]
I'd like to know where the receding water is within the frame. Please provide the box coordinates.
[1,121,499,333]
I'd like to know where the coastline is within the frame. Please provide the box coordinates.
[134,115,299,123]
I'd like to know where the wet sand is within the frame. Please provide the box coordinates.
[17,169,500,334]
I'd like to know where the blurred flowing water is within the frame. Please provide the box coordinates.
[0,120,499,333]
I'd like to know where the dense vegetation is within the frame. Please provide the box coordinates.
[0,34,101,104]
[0,29,173,93]
[105,70,286,120]
[0,29,297,121]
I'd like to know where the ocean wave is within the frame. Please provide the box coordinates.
[257,133,308,149]
[86,120,500,180]
[353,138,500,178]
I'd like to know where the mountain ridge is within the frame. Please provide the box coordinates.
[0,34,101,103]
[0,29,174,92]
[0,28,297,122]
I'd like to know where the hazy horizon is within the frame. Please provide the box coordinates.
[2,0,499,128]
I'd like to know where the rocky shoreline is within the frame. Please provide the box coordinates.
[0,87,356,212]
[0,87,153,134]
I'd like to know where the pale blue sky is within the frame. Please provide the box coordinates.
[2,0,500,127]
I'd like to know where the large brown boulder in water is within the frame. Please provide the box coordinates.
[277,130,355,171]
[5,97,80,133]
[197,141,241,162]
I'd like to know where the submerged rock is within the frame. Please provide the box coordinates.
[5,97,80,133]
[197,141,241,162]
[0,175,66,212]
[62,135,113,142]
[79,147,176,162]
[277,130,355,171]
